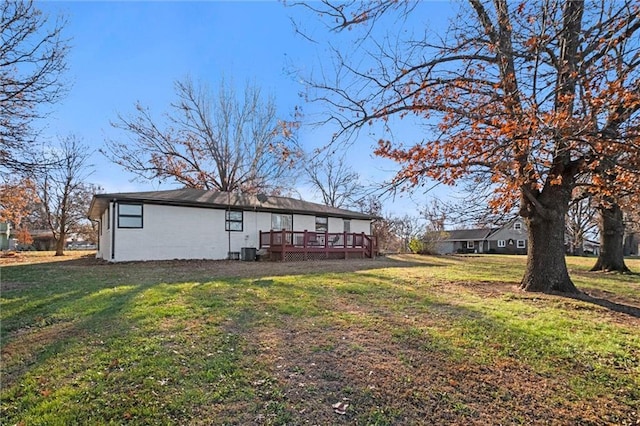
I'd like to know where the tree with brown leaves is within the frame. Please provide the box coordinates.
[0,177,39,245]
[299,0,640,293]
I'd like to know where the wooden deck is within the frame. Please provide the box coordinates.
[259,230,378,261]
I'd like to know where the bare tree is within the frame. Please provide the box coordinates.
[304,151,362,208]
[34,136,97,256]
[1,1,69,172]
[296,1,640,293]
[417,199,450,254]
[390,214,424,253]
[103,77,301,195]
[565,193,598,256]
[355,195,400,252]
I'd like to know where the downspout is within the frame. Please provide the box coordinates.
[111,199,117,260]
[227,191,231,259]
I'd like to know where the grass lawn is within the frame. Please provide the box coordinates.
[1,252,638,425]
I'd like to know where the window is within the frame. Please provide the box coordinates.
[517,239,526,248]
[315,216,328,232]
[498,240,506,248]
[271,213,293,231]
[343,219,351,233]
[514,222,522,230]
[467,241,475,249]
[118,203,143,228]
[225,210,243,231]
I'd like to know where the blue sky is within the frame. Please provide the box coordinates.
[36,1,456,215]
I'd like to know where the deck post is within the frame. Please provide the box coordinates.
[362,232,367,258]
[303,230,308,260]
[324,231,328,258]
[281,229,287,261]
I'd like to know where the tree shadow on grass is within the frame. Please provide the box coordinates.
[555,290,640,319]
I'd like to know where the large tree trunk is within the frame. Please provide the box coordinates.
[55,233,65,256]
[591,203,629,272]
[520,185,580,294]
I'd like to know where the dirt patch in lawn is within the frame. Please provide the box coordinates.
[228,317,635,425]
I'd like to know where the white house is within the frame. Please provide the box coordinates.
[87,189,377,262]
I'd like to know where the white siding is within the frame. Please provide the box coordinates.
[96,206,112,261]
[292,214,316,232]
[103,202,373,262]
[349,219,371,234]
[111,204,271,262]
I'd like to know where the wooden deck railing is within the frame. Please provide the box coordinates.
[259,230,378,261]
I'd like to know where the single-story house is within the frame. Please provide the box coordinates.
[435,219,528,255]
[87,189,378,262]
[0,223,12,250]
[624,232,639,256]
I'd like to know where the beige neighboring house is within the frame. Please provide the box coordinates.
[87,189,377,262]
[435,219,528,255]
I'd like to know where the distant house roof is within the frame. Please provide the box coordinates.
[88,188,377,221]
[442,228,496,241]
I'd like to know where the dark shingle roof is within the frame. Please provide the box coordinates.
[88,188,376,221]
[442,228,495,241]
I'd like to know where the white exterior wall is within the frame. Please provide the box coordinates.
[112,204,264,262]
[349,219,372,235]
[109,204,224,262]
[292,214,316,232]
[327,217,343,233]
[98,202,374,262]
[292,215,370,234]
[96,206,112,260]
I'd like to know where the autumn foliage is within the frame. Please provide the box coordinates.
[0,178,38,227]
[303,0,640,293]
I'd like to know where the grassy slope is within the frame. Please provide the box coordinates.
[1,253,638,425]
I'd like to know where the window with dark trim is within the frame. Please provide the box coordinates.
[118,203,143,228]
[225,210,243,231]
[315,216,328,232]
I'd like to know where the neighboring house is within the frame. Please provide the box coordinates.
[624,232,639,256]
[582,239,601,256]
[30,230,56,251]
[87,189,378,262]
[0,223,11,250]
[435,219,528,255]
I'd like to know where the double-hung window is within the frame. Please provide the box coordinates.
[315,217,328,232]
[517,240,526,249]
[271,213,293,231]
[118,203,143,228]
[226,210,243,231]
